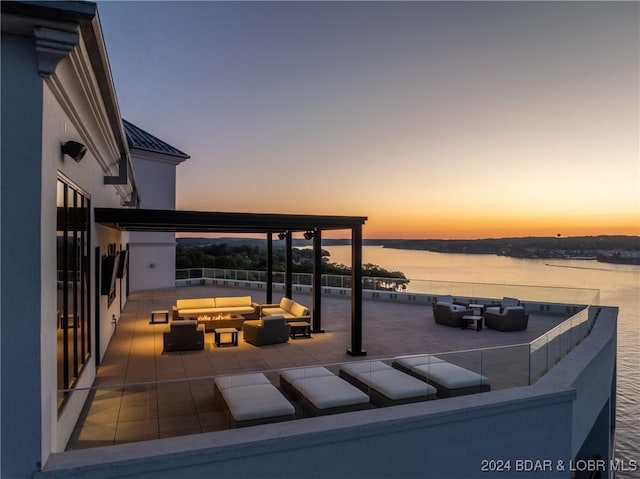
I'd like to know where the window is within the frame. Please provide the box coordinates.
[57,176,91,409]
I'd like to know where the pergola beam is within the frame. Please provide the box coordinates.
[95,207,368,351]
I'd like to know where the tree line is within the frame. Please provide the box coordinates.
[176,243,407,280]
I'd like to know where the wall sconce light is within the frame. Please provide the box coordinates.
[303,230,314,240]
[61,140,87,162]
[277,232,287,240]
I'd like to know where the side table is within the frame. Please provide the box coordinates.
[289,321,311,339]
[150,309,169,324]
[462,315,483,331]
[214,327,238,347]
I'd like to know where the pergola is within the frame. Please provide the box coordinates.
[95,208,368,356]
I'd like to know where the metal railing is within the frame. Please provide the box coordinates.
[176,267,600,306]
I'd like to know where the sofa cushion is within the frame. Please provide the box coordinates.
[279,297,295,312]
[502,306,525,314]
[216,296,252,308]
[289,302,309,317]
[501,297,520,308]
[435,295,453,304]
[262,307,288,317]
[209,306,255,314]
[176,298,215,310]
[262,315,286,326]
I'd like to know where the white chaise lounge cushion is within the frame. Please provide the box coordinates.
[340,361,436,400]
[221,384,295,422]
[214,373,294,423]
[215,372,270,391]
[393,355,445,370]
[339,360,391,376]
[413,362,490,389]
[280,366,334,383]
[293,375,369,409]
[281,366,369,410]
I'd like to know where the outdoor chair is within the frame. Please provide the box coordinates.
[484,306,529,331]
[432,302,474,328]
[242,315,290,346]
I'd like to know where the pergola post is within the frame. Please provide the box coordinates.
[311,228,323,333]
[285,230,293,299]
[266,233,273,304]
[347,224,366,356]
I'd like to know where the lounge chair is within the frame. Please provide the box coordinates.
[485,306,529,331]
[279,366,370,416]
[339,360,437,407]
[392,355,490,398]
[162,320,205,352]
[432,302,474,328]
[242,315,290,346]
[485,296,521,314]
[214,373,295,428]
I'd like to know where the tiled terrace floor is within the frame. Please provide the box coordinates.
[67,285,569,450]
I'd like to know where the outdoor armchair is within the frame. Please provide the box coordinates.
[432,302,473,328]
[243,315,290,346]
[484,306,529,331]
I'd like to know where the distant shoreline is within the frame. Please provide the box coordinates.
[177,235,640,266]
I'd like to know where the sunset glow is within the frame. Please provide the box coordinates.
[99,1,639,239]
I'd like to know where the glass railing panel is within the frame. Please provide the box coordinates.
[175,268,599,309]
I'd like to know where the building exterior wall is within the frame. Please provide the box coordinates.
[129,239,176,291]
[41,33,132,454]
[1,32,47,479]
[2,5,135,477]
[128,151,181,291]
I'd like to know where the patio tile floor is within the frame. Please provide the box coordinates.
[66,284,567,450]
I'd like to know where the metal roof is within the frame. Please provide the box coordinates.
[122,119,190,159]
[95,208,367,233]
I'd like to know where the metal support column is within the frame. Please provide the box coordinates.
[312,228,324,333]
[266,233,273,304]
[285,231,293,299]
[347,224,366,356]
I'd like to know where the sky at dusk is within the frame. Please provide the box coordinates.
[97,1,639,239]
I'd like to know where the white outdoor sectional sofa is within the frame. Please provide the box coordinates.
[172,296,256,320]
[260,297,311,322]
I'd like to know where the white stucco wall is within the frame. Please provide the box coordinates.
[128,151,182,291]
[1,32,47,479]
[41,46,131,451]
[129,236,176,291]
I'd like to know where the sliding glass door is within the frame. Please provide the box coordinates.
[56,175,91,409]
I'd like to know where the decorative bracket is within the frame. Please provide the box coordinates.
[34,26,79,78]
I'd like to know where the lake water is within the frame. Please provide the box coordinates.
[323,245,639,470]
